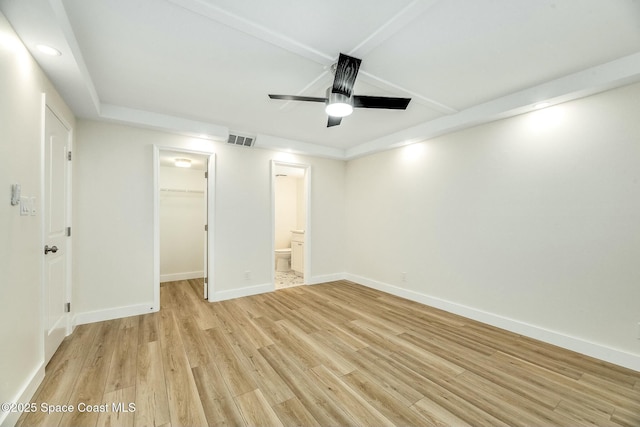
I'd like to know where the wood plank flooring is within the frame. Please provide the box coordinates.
[18,279,640,426]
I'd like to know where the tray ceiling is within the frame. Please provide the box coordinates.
[2,0,640,158]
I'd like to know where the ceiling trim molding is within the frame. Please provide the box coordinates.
[255,133,345,160]
[100,104,229,141]
[48,0,101,115]
[278,70,331,111]
[348,0,440,58]
[166,0,333,64]
[358,70,458,114]
[345,52,640,159]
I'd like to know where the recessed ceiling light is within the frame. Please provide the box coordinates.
[534,102,550,110]
[36,44,61,56]
[175,158,192,168]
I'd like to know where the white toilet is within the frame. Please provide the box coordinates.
[274,248,291,272]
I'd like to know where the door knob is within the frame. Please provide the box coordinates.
[44,245,58,254]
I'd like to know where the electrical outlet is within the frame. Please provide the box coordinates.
[244,271,251,280]
[637,322,640,340]
[401,272,407,283]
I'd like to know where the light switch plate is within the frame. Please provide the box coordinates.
[20,197,29,216]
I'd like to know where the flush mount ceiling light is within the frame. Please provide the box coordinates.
[35,44,61,56]
[174,158,192,168]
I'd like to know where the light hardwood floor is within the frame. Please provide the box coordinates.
[18,280,640,427]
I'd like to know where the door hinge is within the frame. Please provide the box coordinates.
[205,171,208,179]
[66,226,71,237]
[204,224,208,231]
[67,151,72,161]
[65,302,71,313]
[204,277,208,284]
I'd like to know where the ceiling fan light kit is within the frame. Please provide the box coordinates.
[269,53,411,127]
[325,89,353,117]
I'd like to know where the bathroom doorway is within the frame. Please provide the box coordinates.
[272,161,310,289]
[154,147,214,309]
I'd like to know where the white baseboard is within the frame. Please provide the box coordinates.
[160,271,204,283]
[307,272,347,285]
[73,302,156,326]
[209,282,273,302]
[0,363,45,427]
[344,273,640,372]
[63,272,640,371]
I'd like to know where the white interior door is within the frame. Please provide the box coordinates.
[44,106,70,365]
[203,165,208,299]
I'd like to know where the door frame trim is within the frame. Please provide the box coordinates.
[153,146,215,308]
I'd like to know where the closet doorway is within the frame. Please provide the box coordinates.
[272,161,310,289]
[154,147,214,308]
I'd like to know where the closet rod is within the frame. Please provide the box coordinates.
[160,188,205,194]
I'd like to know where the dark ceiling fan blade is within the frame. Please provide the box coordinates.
[353,95,411,110]
[268,94,327,102]
[331,53,361,98]
[327,116,342,127]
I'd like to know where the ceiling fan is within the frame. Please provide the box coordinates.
[269,53,411,127]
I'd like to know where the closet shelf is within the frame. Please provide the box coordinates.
[160,188,205,194]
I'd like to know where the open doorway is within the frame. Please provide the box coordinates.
[154,147,214,308]
[272,161,310,289]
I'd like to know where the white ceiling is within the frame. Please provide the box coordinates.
[2,0,640,159]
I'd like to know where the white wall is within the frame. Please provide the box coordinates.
[0,12,75,427]
[296,177,306,230]
[345,82,640,368]
[73,120,346,318]
[159,166,205,282]
[274,176,299,249]
[73,123,156,320]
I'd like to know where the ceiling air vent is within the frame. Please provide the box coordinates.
[227,133,255,147]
